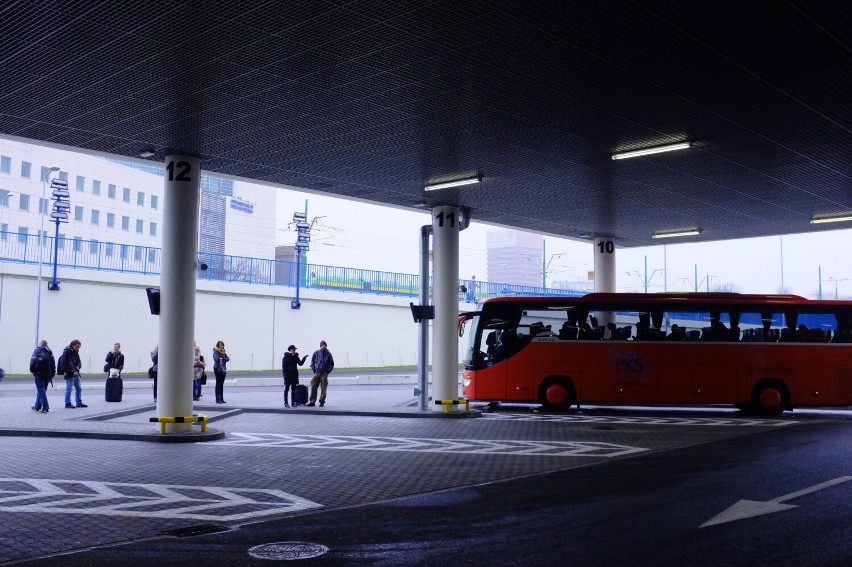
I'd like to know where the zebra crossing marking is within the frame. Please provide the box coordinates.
[0,478,321,521]
[212,433,648,457]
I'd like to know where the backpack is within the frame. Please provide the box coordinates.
[30,351,49,375]
[57,353,67,376]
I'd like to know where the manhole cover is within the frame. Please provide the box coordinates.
[248,542,330,561]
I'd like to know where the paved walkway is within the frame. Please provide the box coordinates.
[0,373,474,443]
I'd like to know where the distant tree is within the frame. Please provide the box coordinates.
[711,282,742,293]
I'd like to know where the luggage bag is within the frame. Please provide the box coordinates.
[105,376,123,402]
[293,384,308,406]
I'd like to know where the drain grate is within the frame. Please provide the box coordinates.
[161,524,229,538]
[248,542,330,560]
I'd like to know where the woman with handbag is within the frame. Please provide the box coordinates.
[212,340,230,404]
[193,343,205,401]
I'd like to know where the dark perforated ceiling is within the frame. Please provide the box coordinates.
[1,0,850,247]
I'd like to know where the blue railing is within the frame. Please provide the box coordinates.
[0,230,586,300]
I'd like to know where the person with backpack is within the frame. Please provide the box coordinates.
[58,339,86,409]
[307,340,334,407]
[30,339,56,413]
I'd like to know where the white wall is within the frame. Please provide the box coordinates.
[0,262,463,374]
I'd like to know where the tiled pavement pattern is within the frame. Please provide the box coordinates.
[0,379,832,563]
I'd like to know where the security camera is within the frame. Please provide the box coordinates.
[199,262,209,271]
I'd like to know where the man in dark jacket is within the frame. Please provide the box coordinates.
[282,345,307,407]
[307,340,334,407]
[58,339,86,409]
[30,340,56,413]
[105,342,125,376]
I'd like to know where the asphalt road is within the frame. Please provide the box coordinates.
[3,393,850,566]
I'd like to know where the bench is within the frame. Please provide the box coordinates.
[149,414,207,434]
[434,399,470,413]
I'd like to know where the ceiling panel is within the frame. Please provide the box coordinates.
[0,0,849,247]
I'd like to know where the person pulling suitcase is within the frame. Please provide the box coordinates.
[282,344,307,407]
[104,342,125,402]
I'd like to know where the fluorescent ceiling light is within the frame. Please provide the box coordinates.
[612,142,691,160]
[652,228,702,239]
[424,176,481,191]
[810,214,852,224]
[139,150,155,158]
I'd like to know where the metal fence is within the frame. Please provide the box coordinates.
[0,230,586,300]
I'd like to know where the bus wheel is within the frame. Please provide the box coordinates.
[539,378,576,411]
[751,381,789,416]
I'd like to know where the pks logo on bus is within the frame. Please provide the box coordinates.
[607,348,649,378]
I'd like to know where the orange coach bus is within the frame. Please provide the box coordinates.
[459,293,852,415]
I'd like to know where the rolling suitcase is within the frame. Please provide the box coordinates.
[293,384,308,406]
[105,376,123,402]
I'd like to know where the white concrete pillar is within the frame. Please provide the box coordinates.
[593,236,616,293]
[594,236,616,332]
[157,155,201,432]
[431,206,460,411]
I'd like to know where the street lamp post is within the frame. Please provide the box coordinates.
[827,277,851,300]
[34,166,60,347]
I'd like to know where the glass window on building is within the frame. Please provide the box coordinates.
[73,236,82,252]
[18,227,28,243]
[134,246,143,261]
[0,189,11,207]
[75,175,85,192]
[122,216,130,231]
[122,187,131,202]
[74,205,83,221]
[108,184,116,199]
[57,233,65,250]
[39,197,49,214]
[21,161,31,179]
[105,242,114,257]
[0,155,10,174]
[120,244,129,259]
[92,179,101,195]
[135,219,143,233]
[58,170,68,181]
[106,212,115,228]
[91,209,100,225]
[0,223,7,239]
[149,222,157,236]
[19,194,29,211]
[89,239,99,255]
[148,249,158,264]
[151,195,158,210]
[137,191,144,206]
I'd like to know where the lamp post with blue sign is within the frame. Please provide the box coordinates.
[291,211,311,309]
[47,180,70,291]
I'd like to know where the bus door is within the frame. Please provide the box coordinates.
[472,318,511,400]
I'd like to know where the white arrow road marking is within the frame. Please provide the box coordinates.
[213,433,648,457]
[701,476,852,527]
[0,479,322,521]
